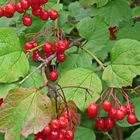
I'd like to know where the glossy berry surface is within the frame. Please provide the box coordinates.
[23,15,32,26]
[5,3,16,14]
[21,0,31,10]
[43,42,53,53]
[49,70,59,82]
[49,10,59,20]
[109,107,118,119]
[57,53,66,62]
[102,100,112,112]
[96,118,105,129]
[63,111,73,120]
[0,8,4,17]
[115,109,125,120]
[59,116,69,128]
[127,114,138,124]
[105,118,115,130]
[42,126,51,135]
[65,130,75,140]
[88,103,98,118]
[51,119,60,130]
[32,51,42,62]
[40,10,49,20]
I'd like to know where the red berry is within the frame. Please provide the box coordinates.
[23,15,32,26]
[4,12,13,18]
[40,0,48,5]
[127,114,138,124]
[55,40,68,53]
[24,42,33,51]
[0,8,4,17]
[31,0,40,5]
[43,42,53,53]
[5,3,16,14]
[88,103,98,118]
[120,105,127,115]
[105,118,115,130]
[49,10,59,20]
[109,107,118,119]
[102,100,112,112]
[65,130,74,140]
[32,8,42,17]
[57,53,66,62]
[0,98,4,106]
[96,118,105,129]
[40,10,49,20]
[51,119,60,130]
[59,129,66,137]
[21,0,31,10]
[32,50,42,62]
[63,111,73,120]
[16,3,24,13]
[50,131,59,140]
[49,70,59,82]
[34,136,44,140]
[127,104,135,114]
[115,109,125,121]
[109,27,117,33]
[58,132,65,140]
[42,126,51,136]
[102,126,109,132]
[59,116,69,128]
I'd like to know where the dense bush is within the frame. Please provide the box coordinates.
[0,0,140,140]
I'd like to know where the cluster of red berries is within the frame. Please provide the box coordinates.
[24,39,69,82]
[0,0,59,26]
[88,100,138,132]
[34,111,75,140]
[109,26,117,40]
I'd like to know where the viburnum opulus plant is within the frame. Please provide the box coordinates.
[0,0,140,140]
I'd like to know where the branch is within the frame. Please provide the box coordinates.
[19,38,83,85]
[19,54,56,85]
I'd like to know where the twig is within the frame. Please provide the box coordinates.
[41,66,48,84]
[19,54,56,85]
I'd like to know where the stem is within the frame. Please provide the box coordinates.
[41,66,48,84]
[80,46,105,69]
[55,0,60,29]
[19,54,56,85]
[104,132,113,140]
[29,44,44,52]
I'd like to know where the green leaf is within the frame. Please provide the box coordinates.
[80,0,109,8]
[117,22,140,42]
[0,28,29,83]
[129,128,140,140]
[68,2,92,21]
[97,0,132,26]
[21,66,48,93]
[77,17,109,44]
[132,7,140,17]
[103,39,140,88]
[0,83,17,98]
[58,53,93,74]
[132,97,140,120]
[75,126,96,140]
[0,88,52,140]
[59,68,102,111]
[117,117,140,127]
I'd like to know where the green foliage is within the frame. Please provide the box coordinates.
[0,28,29,83]
[59,68,102,111]
[0,88,52,140]
[75,126,96,140]
[0,0,140,139]
[103,39,140,88]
